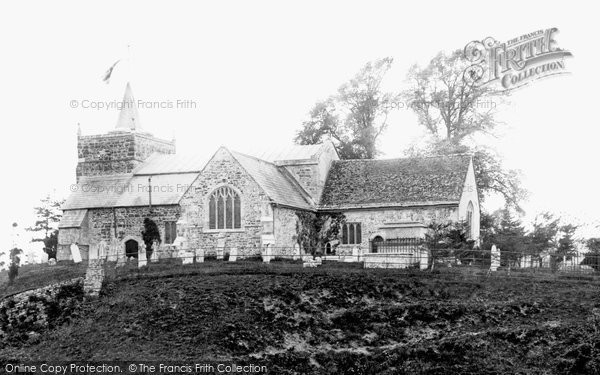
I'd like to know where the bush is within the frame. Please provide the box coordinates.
[8,263,19,284]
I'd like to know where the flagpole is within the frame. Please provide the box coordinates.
[127,44,133,83]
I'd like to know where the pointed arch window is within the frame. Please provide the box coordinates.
[466,201,474,239]
[208,186,241,229]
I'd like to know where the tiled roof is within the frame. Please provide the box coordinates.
[230,151,314,210]
[133,153,209,175]
[320,155,471,209]
[58,209,88,228]
[63,173,197,210]
[241,143,331,163]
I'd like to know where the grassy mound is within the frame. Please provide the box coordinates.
[1,264,600,374]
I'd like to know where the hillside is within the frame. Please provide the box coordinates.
[1,264,600,374]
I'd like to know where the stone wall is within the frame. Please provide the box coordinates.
[0,278,84,343]
[273,206,302,255]
[58,205,180,261]
[76,132,175,181]
[178,148,271,257]
[333,206,459,255]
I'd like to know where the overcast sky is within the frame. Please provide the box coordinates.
[0,0,598,259]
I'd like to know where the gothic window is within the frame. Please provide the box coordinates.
[342,222,362,244]
[466,201,474,239]
[165,221,177,244]
[208,186,242,230]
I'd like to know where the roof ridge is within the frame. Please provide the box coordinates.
[230,149,276,166]
[334,153,473,163]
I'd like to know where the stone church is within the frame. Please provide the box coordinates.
[57,83,480,261]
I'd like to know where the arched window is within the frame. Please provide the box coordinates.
[466,201,474,239]
[208,186,241,229]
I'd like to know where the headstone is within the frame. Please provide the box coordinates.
[98,240,108,260]
[262,245,271,263]
[150,247,159,263]
[182,250,194,264]
[138,244,147,268]
[89,243,99,260]
[293,243,301,261]
[70,243,82,263]
[419,247,429,270]
[216,238,226,260]
[48,258,57,266]
[195,248,204,263]
[352,247,359,262]
[229,247,238,262]
[490,244,500,272]
[152,240,160,259]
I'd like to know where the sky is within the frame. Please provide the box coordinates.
[0,0,598,261]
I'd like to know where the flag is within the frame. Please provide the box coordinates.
[102,60,120,84]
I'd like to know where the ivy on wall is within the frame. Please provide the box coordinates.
[295,212,346,255]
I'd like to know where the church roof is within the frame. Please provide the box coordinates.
[230,150,314,210]
[114,82,143,131]
[63,173,197,210]
[243,143,334,164]
[133,153,208,175]
[319,155,472,209]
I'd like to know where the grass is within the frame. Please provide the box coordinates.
[1,260,600,373]
[0,261,87,298]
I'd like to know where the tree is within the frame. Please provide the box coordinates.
[26,194,64,259]
[556,224,579,262]
[295,57,399,159]
[295,212,346,256]
[582,238,600,271]
[493,209,527,266]
[528,212,561,256]
[141,218,161,259]
[7,247,23,284]
[402,50,527,211]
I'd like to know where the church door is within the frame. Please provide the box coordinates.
[125,239,139,259]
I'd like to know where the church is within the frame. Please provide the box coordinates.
[57,83,480,261]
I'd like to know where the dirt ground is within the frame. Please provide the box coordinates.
[2,262,600,374]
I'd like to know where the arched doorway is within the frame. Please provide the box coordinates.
[125,239,139,258]
[325,242,332,255]
[371,236,384,253]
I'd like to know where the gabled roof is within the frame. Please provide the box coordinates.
[63,173,197,210]
[319,155,472,209]
[230,150,314,210]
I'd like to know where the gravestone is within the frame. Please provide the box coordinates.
[70,243,82,263]
[229,247,238,262]
[150,247,159,263]
[419,247,429,270]
[262,245,271,263]
[490,244,501,272]
[98,240,108,260]
[216,238,226,260]
[138,244,147,268]
[48,258,57,266]
[89,243,99,260]
[182,250,194,264]
[195,248,204,263]
[293,243,301,261]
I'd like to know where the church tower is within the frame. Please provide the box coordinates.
[75,83,175,181]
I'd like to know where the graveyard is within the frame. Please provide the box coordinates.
[1,258,600,374]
